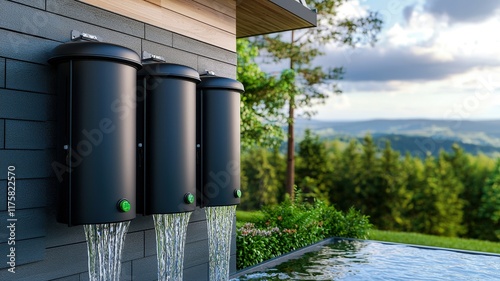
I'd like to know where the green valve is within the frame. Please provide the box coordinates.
[234,189,242,198]
[184,193,195,204]
[118,199,131,212]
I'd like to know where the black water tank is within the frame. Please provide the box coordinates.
[197,75,245,207]
[49,41,141,226]
[137,63,200,214]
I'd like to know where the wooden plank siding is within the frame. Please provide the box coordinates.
[192,0,236,18]
[79,0,237,51]
[236,0,316,37]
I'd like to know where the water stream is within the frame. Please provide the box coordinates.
[84,221,130,281]
[153,212,192,281]
[206,205,237,281]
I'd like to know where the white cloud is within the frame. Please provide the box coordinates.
[424,0,500,23]
[385,10,440,49]
[316,0,500,84]
[336,0,369,18]
[257,0,500,120]
[431,17,500,59]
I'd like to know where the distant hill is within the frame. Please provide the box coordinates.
[292,119,500,157]
[368,134,500,158]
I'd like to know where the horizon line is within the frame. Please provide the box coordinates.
[307,117,500,122]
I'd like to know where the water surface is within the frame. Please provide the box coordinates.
[234,240,500,280]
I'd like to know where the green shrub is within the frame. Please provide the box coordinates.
[236,194,372,269]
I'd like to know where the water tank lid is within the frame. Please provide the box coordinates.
[138,63,201,82]
[48,41,141,68]
[198,75,245,93]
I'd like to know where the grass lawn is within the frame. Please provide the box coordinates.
[236,210,500,255]
[236,210,264,221]
[369,229,500,254]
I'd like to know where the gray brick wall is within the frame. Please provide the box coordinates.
[0,0,237,280]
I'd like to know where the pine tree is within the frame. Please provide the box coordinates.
[240,148,281,210]
[444,145,496,239]
[477,159,500,241]
[251,1,383,198]
[377,140,410,230]
[296,129,332,203]
[400,152,423,232]
[435,151,465,236]
[330,139,363,211]
[358,135,383,222]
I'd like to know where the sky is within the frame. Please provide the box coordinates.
[269,0,500,121]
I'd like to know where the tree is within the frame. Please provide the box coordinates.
[377,140,410,230]
[296,129,332,203]
[240,147,281,210]
[443,145,496,239]
[237,39,295,149]
[435,151,465,236]
[251,1,383,198]
[400,152,423,232]
[466,153,496,240]
[477,159,500,241]
[411,152,465,236]
[329,139,363,210]
[268,147,288,202]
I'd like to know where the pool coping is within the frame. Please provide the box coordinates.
[230,237,500,278]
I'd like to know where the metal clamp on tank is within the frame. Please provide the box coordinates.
[71,30,102,42]
[141,51,166,62]
[196,71,245,207]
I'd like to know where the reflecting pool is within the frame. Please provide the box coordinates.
[233,240,500,280]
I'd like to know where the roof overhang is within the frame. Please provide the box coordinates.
[236,0,317,38]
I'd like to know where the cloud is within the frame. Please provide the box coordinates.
[424,0,500,23]
[403,5,415,22]
[339,81,401,92]
[261,0,500,87]
[317,47,499,82]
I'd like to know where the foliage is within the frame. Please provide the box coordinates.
[458,153,496,239]
[253,0,383,103]
[240,147,287,211]
[236,223,282,269]
[237,132,500,269]
[240,130,499,242]
[296,129,332,203]
[240,0,383,197]
[237,39,295,149]
[477,160,500,240]
[236,192,372,269]
[240,147,281,210]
